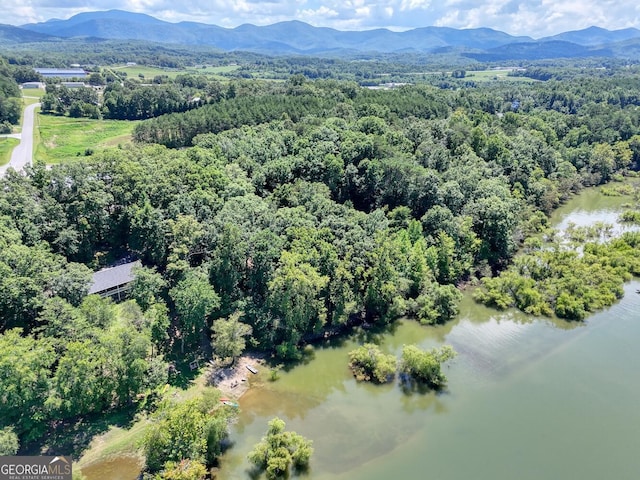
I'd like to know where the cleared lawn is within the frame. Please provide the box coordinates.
[185,64,240,79]
[466,69,538,82]
[34,114,138,164]
[22,88,46,100]
[108,64,239,81]
[111,64,179,80]
[0,137,19,166]
[75,415,148,469]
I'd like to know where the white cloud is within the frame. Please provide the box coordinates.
[1,0,639,37]
[400,0,430,12]
[298,5,339,23]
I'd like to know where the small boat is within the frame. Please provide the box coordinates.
[246,365,258,374]
[221,400,239,407]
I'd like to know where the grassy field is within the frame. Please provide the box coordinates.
[75,415,149,469]
[109,64,179,80]
[0,137,19,166]
[34,113,138,164]
[185,64,240,79]
[466,69,537,82]
[22,88,46,100]
[108,64,239,81]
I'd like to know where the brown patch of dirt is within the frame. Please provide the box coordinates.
[44,135,57,149]
[207,352,268,399]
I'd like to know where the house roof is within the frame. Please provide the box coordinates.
[89,261,140,294]
[35,68,87,75]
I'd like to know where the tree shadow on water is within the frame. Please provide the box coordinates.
[352,320,400,345]
[398,372,446,396]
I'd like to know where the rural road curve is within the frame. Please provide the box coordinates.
[0,102,41,177]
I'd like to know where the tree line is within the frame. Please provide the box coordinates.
[0,58,22,131]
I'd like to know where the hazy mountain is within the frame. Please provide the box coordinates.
[606,38,640,59]
[464,40,612,62]
[0,24,60,44]
[540,26,640,46]
[12,10,640,59]
[19,10,531,54]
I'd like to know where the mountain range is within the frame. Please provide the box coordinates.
[2,9,640,60]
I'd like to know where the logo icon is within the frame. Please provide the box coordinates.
[0,456,72,480]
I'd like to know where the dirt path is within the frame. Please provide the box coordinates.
[207,353,267,399]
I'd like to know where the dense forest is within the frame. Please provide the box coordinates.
[41,75,218,120]
[0,58,22,131]
[1,55,640,476]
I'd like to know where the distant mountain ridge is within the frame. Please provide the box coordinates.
[7,10,640,59]
[0,23,60,44]
[539,26,640,46]
[19,11,535,53]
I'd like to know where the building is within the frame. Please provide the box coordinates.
[88,260,140,301]
[61,82,87,89]
[34,68,87,78]
[21,82,45,89]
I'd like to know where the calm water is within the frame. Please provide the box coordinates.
[83,185,640,479]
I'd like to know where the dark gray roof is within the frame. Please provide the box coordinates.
[89,261,140,294]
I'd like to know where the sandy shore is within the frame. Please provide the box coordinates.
[207,352,268,398]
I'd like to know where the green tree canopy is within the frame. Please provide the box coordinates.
[400,344,456,389]
[247,417,314,480]
[211,311,253,364]
[348,343,397,383]
[170,268,220,352]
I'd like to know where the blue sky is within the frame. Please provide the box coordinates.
[4,0,640,37]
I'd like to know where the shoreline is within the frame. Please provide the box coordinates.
[207,352,268,399]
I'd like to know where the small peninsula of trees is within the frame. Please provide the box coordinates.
[475,229,640,320]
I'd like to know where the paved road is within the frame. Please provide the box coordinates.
[0,102,40,177]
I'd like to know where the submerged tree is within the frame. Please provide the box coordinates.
[400,344,457,389]
[247,417,313,480]
[348,343,397,383]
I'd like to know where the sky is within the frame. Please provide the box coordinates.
[3,0,640,38]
